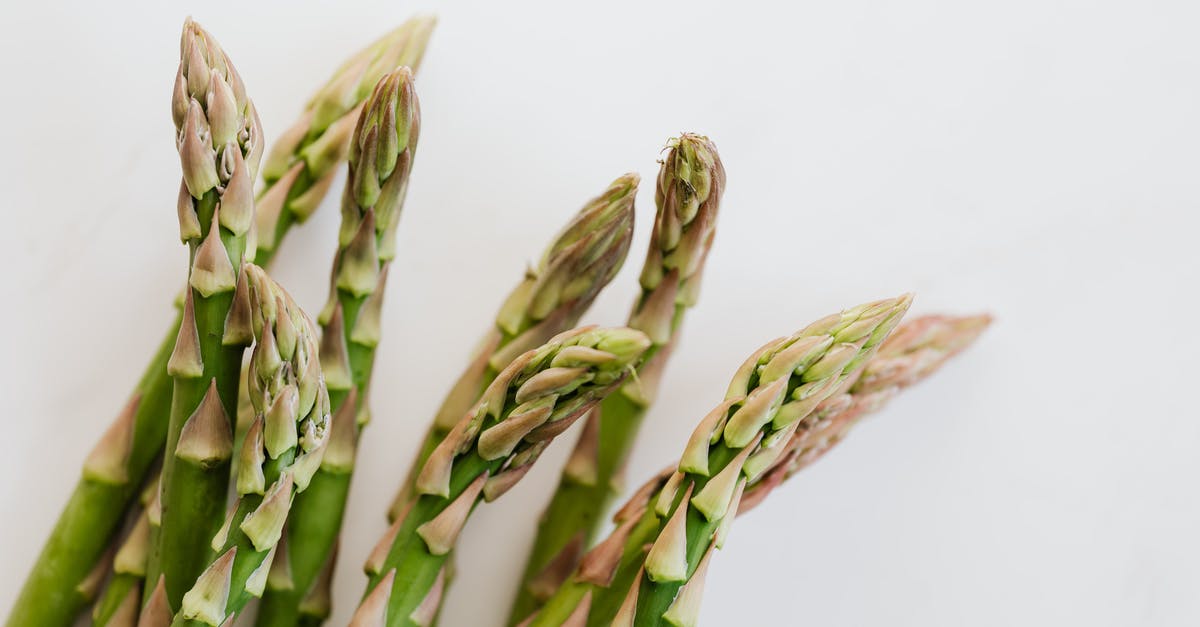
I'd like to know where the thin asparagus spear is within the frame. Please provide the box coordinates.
[7,19,435,627]
[509,134,725,623]
[525,295,913,626]
[350,327,651,627]
[167,263,332,627]
[253,16,435,268]
[385,174,640,520]
[255,68,421,627]
[91,476,161,627]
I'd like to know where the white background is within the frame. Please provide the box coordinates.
[1,1,1197,625]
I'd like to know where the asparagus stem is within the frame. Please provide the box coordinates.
[352,327,651,627]
[8,18,434,627]
[146,20,264,608]
[525,296,914,626]
[386,174,640,522]
[254,68,421,627]
[92,475,160,626]
[169,264,332,627]
[508,134,725,624]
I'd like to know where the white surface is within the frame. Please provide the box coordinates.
[1,1,1197,625]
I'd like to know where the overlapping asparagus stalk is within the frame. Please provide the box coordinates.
[350,327,651,627]
[508,134,725,623]
[254,68,421,627]
[386,174,640,520]
[253,16,435,267]
[91,476,159,626]
[142,264,330,627]
[524,295,913,626]
[7,19,435,627]
[144,19,265,608]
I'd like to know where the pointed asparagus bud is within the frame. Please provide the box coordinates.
[350,263,389,346]
[77,546,113,601]
[266,525,294,590]
[655,472,686,518]
[178,181,202,240]
[409,567,446,627]
[610,569,644,627]
[628,268,679,345]
[662,544,715,627]
[677,398,738,476]
[240,474,295,551]
[167,290,204,377]
[527,532,585,601]
[82,393,140,484]
[320,302,354,390]
[416,472,488,555]
[263,384,300,458]
[364,515,402,576]
[254,163,303,253]
[690,434,759,521]
[219,149,254,236]
[336,209,380,297]
[179,547,236,625]
[137,577,172,627]
[106,585,141,627]
[349,569,395,627]
[223,265,254,345]
[322,387,359,472]
[237,417,267,495]
[577,514,639,587]
[722,376,788,448]
[289,168,339,221]
[478,400,554,460]
[561,590,593,627]
[563,410,601,485]
[113,513,151,576]
[175,379,233,467]
[211,500,239,551]
[645,484,694,583]
[179,100,219,198]
[244,543,276,597]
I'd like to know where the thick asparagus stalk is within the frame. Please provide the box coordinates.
[508,134,725,623]
[6,19,434,627]
[143,19,265,610]
[253,16,435,267]
[525,295,913,626]
[166,264,332,627]
[254,68,421,627]
[350,327,651,627]
[385,174,640,520]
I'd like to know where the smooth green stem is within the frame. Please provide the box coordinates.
[6,318,177,627]
[91,572,142,626]
[150,192,246,608]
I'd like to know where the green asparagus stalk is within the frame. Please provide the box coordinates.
[252,16,435,267]
[6,19,434,627]
[508,134,725,623]
[143,20,265,609]
[254,68,421,627]
[350,327,651,627]
[91,476,160,626]
[525,295,913,627]
[736,313,992,513]
[385,174,640,521]
[165,264,332,627]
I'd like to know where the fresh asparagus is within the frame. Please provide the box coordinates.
[253,16,435,267]
[7,19,435,627]
[525,295,913,626]
[508,134,725,623]
[165,263,332,627]
[255,68,421,627]
[350,327,651,627]
[91,476,160,626]
[138,18,266,610]
[386,174,640,520]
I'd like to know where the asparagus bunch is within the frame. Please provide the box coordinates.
[386,174,640,520]
[145,19,266,608]
[737,313,992,512]
[255,68,421,627]
[509,134,725,622]
[152,263,331,627]
[7,19,435,627]
[350,327,651,627]
[253,16,435,266]
[525,295,912,626]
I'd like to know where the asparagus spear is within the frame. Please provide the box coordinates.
[509,134,725,623]
[525,295,913,626]
[91,476,160,627]
[253,16,435,267]
[349,326,651,627]
[385,174,640,520]
[148,264,328,626]
[254,68,421,627]
[7,19,434,627]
